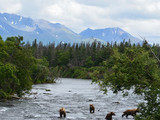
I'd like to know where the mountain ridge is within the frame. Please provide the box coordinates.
[80,27,142,44]
[0,13,142,45]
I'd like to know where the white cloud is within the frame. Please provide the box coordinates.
[40,0,110,32]
[0,0,22,13]
[124,19,160,36]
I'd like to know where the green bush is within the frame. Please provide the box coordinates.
[0,90,8,99]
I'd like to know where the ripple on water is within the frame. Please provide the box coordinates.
[0,78,144,120]
[0,107,8,113]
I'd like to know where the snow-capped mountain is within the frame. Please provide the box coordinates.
[0,13,83,45]
[0,13,142,45]
[79,27,142,44]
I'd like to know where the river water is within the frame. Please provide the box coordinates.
[0,78,144,120]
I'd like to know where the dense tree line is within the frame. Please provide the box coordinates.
[28,39,160,78]
[27,39,117,78]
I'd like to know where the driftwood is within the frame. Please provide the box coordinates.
[10,95,20,99]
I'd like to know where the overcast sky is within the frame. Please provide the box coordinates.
[0,0,160,44]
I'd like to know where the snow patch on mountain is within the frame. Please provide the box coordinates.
[19,16,22,22]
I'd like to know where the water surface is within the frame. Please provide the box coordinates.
[0,78,143,120]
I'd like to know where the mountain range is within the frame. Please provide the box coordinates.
[0,13,142,45]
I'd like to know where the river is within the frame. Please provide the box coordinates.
[0,78,144,120]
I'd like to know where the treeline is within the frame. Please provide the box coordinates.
[27,39,114,78]
[0,36,56,99]
[27,39,160,79]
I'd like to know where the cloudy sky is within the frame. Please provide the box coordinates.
[0,0,160,44]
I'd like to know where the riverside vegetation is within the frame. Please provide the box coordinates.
[0,35,160,119]
[0,36,57,99]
